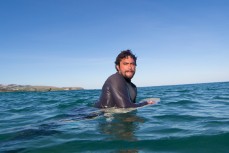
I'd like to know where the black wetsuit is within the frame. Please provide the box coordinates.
[95,72,148,108]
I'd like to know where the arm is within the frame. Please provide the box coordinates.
[110,76,149,108]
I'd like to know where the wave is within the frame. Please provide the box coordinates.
[11,132,228,153]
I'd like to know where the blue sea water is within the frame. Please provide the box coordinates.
[0,82,229,153]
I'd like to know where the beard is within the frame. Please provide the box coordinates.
[121,70,135,80]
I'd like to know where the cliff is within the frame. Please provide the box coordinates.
[0,84,84,92]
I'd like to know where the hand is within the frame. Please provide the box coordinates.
[147,100,156,105]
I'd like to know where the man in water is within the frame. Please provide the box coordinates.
[95,50,155,108]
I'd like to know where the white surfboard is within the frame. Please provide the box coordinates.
[102,97,160,114]
[61,98,160,122]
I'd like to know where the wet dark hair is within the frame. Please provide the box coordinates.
[115,50,137,71]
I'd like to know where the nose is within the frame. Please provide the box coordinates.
[128,64,134,71]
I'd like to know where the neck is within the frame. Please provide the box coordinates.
[123,75,131,82]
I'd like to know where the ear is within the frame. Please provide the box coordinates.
[116,65,120,71]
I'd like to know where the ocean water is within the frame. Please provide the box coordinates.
[0,82,229,153]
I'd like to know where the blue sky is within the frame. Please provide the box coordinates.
[1,0,229,89]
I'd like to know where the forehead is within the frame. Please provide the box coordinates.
[120,56,135,63]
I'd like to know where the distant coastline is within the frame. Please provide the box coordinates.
[0,84,84,92]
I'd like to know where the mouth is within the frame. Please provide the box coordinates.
[123,71,135,79]
[126,72,134,74]
[126,71,134,73]
[125,71,135,76]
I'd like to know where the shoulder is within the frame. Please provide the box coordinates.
[130,82,137,88]
[107,72,124,83]
[103,72,126,89]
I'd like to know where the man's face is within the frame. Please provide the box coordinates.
[116,56,136,80]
